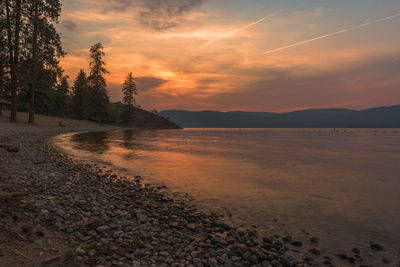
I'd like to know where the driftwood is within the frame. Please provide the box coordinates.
[42,254,61,264]
[5,246,32,261]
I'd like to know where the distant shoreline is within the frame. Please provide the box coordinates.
[160,105,400,128]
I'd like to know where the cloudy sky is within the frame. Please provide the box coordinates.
[58,0,400,112]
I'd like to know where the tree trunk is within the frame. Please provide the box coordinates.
[28,1,38,124]
[5,0,22,122]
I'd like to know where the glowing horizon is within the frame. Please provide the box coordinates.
[58,0,400,112]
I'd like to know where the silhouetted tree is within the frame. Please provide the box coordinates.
[26,0,63,124]
[88,42,109,122]
[121,72,137,123]
[0,4,8,102]
[53,75,69,116]
[70,70,89,120]
[4,0,23,122]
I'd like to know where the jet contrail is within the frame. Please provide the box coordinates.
[201,10,284,49]
[262,12,400,55]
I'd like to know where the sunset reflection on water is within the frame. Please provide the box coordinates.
[60,128,400,262]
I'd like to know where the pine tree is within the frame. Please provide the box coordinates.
[88,42,109,122]
[70,70,89,120]
[26,0,64,124]
[121,72,137,123]
[4,0,23,122]
[53,75,69,116]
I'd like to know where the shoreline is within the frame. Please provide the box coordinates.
[0,124,393,266]
[0,125,306,267]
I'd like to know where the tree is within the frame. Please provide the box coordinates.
[53,75,69,116]
[88,42,109,122]
[4,0,23,122]
[0,5,9,105]
[121,72,137,123]
[26,0,63,124]
[70,70,89,120]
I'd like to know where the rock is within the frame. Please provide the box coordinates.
[169,222,179,228]
[209,257,218,266]
[34,239,43,246]
[193,258,203,267]
[290,241,302,247]
[223,259,233,267]
[75,248,86,256]
[336,253,347,260]
[6,146,19,153]
[35,230,45,237]
[308,248,320,255]
[370,242,383,251]
[159,251,170,256]
[309,237,319,244]
[187,223,196,230]
[96,225,110,233]
[21,224,32,233]
[87,230,97,237]
[351,248,360,254]
[191,251,201,258]
[348,257,356,264]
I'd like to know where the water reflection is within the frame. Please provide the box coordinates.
[63,128,400,264]
[71,131,111,153]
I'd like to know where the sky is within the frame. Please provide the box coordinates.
[58,0,400,112]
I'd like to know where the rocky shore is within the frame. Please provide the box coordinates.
[0,125,393,267]
[0,126,305,267]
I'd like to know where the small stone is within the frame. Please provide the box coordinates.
[87,230,97,237]
[348,257,356,264]
[290,241,302,247]
[351,248,360,254]
[370,242,383,251]
[308,248,320,255]
[187,223,196,230]
[96,225,110,233]
[223,259,233,267]
[282,235,292,242]
[209,257,218,266]
[35,230,45,237]
[6,146,19,153]
[21,224,32,233]
[193,258,203,267]
[336,253,347,260]
[169,222,178,227]
[160,251,169,256]
[75,248,86,256]
[309,237,319,244]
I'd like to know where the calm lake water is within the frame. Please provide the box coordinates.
[58,128,400,262]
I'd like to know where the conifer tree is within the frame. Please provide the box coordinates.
[121,72,137,122]
[4,0,23,122]
[88,42,109,122]
[70,70,89,120]
[26,0,64,124]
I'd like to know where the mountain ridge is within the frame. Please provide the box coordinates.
[159,105,400,128]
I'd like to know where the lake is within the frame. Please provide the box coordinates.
[58,128,400,264]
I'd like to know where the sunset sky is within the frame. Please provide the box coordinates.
[58,0,400,112]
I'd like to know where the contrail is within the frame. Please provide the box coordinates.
[201,10,284,49]
[262,12,400,55]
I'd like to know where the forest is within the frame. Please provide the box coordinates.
[0,0,137,124]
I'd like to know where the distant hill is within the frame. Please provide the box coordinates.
[113,102,182,129]
[159,105,400,128]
